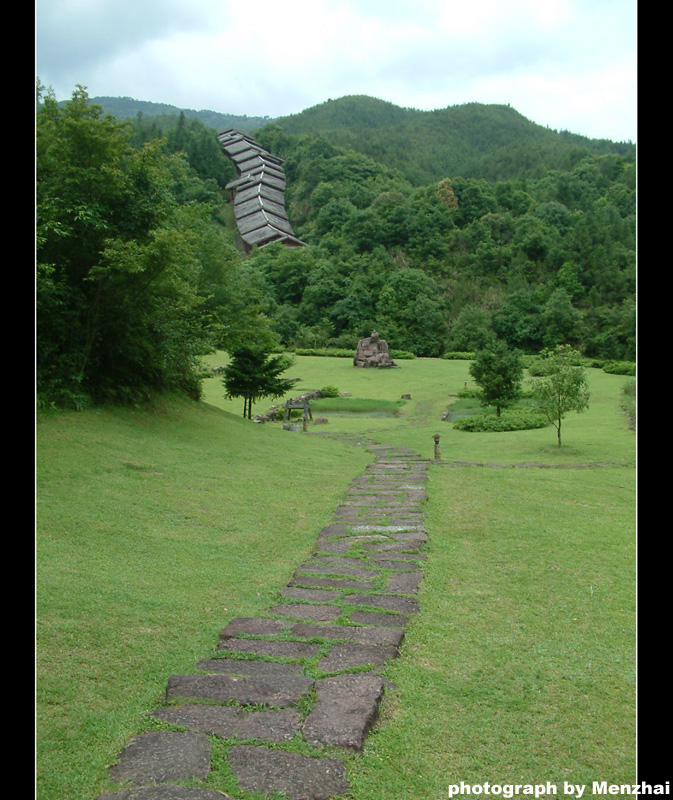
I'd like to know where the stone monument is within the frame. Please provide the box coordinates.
[353,331,398,368]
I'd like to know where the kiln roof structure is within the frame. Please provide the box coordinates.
[219,128,305,251]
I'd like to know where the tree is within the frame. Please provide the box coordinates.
[223,347,295,419]
[469,339,524,417]
[533,346,590,446]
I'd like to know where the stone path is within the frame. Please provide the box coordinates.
[100,444,429,800]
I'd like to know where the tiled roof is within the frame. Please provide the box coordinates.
[218,129,304,250]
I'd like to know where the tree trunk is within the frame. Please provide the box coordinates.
[557,417,562,447]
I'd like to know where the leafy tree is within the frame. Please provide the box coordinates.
[540,288,581,348]
[222,347,295,419]
[447,305,495,352]
[469,339,524,417]
[36,84,252,408]
[533,345,590,446]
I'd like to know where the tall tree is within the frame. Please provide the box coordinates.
[469,339,524,417]
[36,85,243,407]
[222,348,295,419]
[533,345,590,446]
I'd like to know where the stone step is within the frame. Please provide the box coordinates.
[165,673,314,707]
[107,732,211,789]
[100,788,232,800]
[303,674,386,751]
[151,704,300,742]
[227,746,349,800]
[102,444,429,800]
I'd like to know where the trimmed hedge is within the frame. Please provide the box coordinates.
[291,347,416,359]
[453,409,549,432]
[602,360,636,376]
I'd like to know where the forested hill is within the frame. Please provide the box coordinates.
[91,93,635,185]
[90,95,273,133]
[38,86,635,410]
[268,95,635,185]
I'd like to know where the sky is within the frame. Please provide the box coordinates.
[35,0,637,143]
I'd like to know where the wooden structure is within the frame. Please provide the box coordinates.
[282,396,313,424]
[218,128,305,253]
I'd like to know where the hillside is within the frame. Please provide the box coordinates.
[269,95,635,185]
[91,93,634,185]
[90,95,274,134]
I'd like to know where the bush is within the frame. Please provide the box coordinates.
[319,385,340,398]
[621,379,636,430]
[453,409,549,432]
[457,387,483,399]
[292,347,415,360]
[442,351,474,360]
[603,360,636,376]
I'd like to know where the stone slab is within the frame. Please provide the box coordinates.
[269,603,342,622]
[303,674,385,751]
[350,525,423,533]
[295,562,376,579]
[151,704,300,742]
[166,673,313,707]
[195,659,305,679]
[317,643,398,672]
[217,639,321,659]
[108,732,211,787]
[280,587,343,602]
[289,575,377,591]
[228,745,349,800]
[366,551,426,561]
[100,789,230,800]
[388,532,428,542]
[290,623,405,647]
[385,572,424,594]
[219,617,287,639]
[346,594,420,614]
[361,541,424,552]
[318,524,349,538]
[313,539,355,554]
[349,610,408,627]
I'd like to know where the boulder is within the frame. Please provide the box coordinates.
[353,331,398,368]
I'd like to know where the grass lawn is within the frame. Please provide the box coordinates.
[36,356,636,799]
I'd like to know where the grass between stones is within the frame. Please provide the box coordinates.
[37,357,636,799]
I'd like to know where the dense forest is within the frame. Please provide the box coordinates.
[37,88,636,408]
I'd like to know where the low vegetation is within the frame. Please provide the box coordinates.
[37,356,636,799]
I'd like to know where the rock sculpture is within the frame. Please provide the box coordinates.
[353,331,398,368]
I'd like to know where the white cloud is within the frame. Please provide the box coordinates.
[35,0,637,141]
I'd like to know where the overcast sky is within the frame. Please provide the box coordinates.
[35,0,637,143]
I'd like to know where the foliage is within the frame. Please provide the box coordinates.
[50,90,636,388]
[602,360,636,376]
[319,385,340,397]
[452,408,548,431]
[532,345,591,446]
[36,85,260,408]
[469,340,525,416]
[222,346,295,418]
[442,351,475,360]
[621,379,636,430]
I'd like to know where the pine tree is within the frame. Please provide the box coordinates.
[223,348,295,419]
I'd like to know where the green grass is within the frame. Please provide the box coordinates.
[37,357,636,799]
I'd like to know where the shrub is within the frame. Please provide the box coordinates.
[621,379,636,430]
[603,360,636,376]
[453,409,549,432]
[442,351,474,360]
[319,385,340,398]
